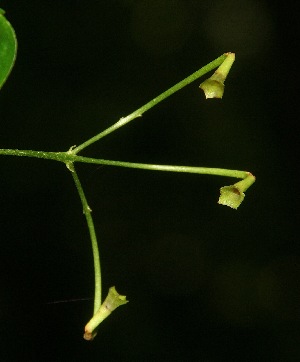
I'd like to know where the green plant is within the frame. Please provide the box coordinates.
[0,9,255,340]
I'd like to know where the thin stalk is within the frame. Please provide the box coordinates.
[68,163,102,314]
[73,157,249,179]
[0,149,250,180]
[72,54,227,154]
[0,149,66,161]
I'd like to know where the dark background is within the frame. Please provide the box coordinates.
[1,1,297,361]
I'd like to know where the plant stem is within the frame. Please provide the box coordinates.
[68,163,102,314]
[0,148,250,180]
[72,54,227,154]
[74,157,249,179]
[0,149,65,161]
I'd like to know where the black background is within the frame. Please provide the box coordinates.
[1,1,298,361]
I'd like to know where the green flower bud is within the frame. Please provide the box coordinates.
[200,52,235,99]
[199,78,225,99]
[218,185,245,209]
[218,172,255,209]
[84,286,128,341]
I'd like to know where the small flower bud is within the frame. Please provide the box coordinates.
[84,286,128,341]
[200,78,224,99]
[200,52,235,99]
[218,172,255,209]
[218,185,245,209]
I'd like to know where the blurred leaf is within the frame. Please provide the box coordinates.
[0,9,17,90]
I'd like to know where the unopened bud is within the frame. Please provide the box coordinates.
[84,286,128,341]
[200,52,235,99]
[218,172,255,209]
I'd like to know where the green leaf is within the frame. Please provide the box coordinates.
[0,9,17,90]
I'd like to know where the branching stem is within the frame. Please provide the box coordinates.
[0,52,256,340]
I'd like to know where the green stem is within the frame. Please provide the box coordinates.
[72,54,227,154]
[0,149,65,161]
[68,163,101,314]
[0,148,249,179]
[74,157,249,179]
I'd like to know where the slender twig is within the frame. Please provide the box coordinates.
[68,162,102,314]
[0,149,250,180]
[72,54,227,154]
